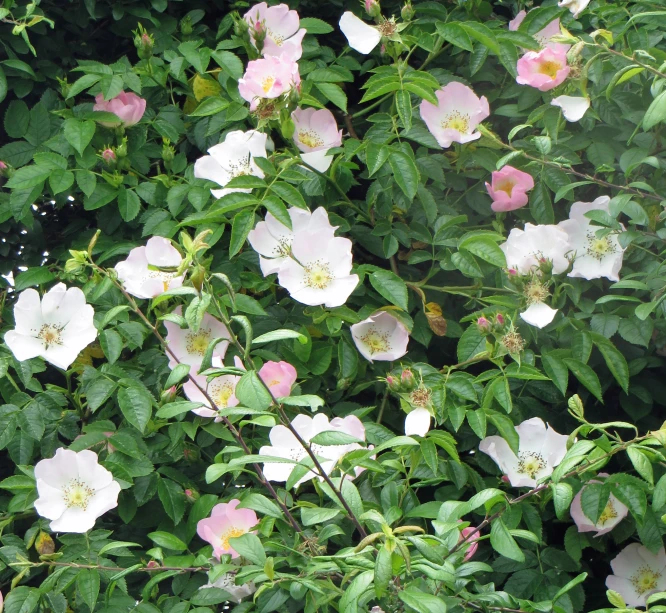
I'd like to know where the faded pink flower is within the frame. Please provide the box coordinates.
[516,47,570,92]
[259,360,297,398]
[485,166,535,212]
[93,91,146,127]
[244,3,306,61]
[238,55,301,111]
[419,82,490,148]
[291,107,343,172]
[196,499,259,560]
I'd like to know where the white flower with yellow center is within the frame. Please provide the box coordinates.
[500,223,571,275]
[479,417,568,487]
[558,196,626,282]
[520,279,558,329]
[570,476,628,536]
[277,230,359,308]
[4,283,97,370]
[350,311,409,362]
[606,543,666,608]
[291,107,343,172]
[34,449,121,533]
[183,356,243,420]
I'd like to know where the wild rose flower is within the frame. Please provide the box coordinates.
[115,236,185,299]
[238,55,301,111]
[479,417,568,488]
[34,449,121,533]
[485,166,535,213]
[419,82,490,148]
[244,3,306,61]
[509,11,569,52]
[606,544,666,608]
[164,306,230,369]
[520,302,558,329]
[277,230,359,308]
[93,91,146,127]
[197,499,259,559]
[248,206,337,276]
[4,283,97,370]
[339,12,382,54]
[570,476,628,536]
[405,407,431,437]
[459,524,480,561]
[183,356,243,420]
[260,413,365,487]
[516,47,570,92]
[500,223,570,275]
[291,107,343,172]
[558,196,626,282]
[259,360,297,397]
[200,571,256,604]
[194,130,268,199]
[559,0,590,18]
[350,311,409,362]
[551,96,591,122]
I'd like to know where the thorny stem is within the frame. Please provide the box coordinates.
[599,45,666,80]
[13,560,208,573]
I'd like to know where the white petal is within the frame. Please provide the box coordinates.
[301,150,334,173]
[551,96,590,122]
[50,506,98,533]
[11,288,43,335]
[405,408,431,437]
[4,331,44,362]
[520,303,558,328]
[339,12,381,54]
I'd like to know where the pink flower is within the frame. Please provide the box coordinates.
[570,476,628,537]
[196,499,259,560]
[259,360,297,398]
[509,11,569,52]
[485,166,535,212]
[350,311,409,362]
[419,82,490,148]
[238,55,301,111]
[93,91,146,127]
[244,2,306,61]
[459,525,479,561]
[516,47,570,92]
[291,107,343,172]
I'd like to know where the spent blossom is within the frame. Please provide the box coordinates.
[350,311,409,362]
[238,55,301,111]
[93,91,146,127]
[244,2,306,61]
[291,107,343,172]
[516,47,570,92]
[197,499,259,559]
[485,165,535,213]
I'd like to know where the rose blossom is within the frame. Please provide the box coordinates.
[183,356,244,420]
[485,166,534,213]
[291,107,343,172]
[459,524,480,561]
[238,55,301,111]
[244,2,306,61]
[350,311,409,362]
[606,544,666,608]
[516,47,570,92]
[559,0,590,18]
[500,223,570,275]
[509,11,569,52]
[259,360,297,398]
[405,407,431,437]
[551,96,591,122]
[197,499,259,559]
[93,91,146,127]
[570,476,628,537]
[419,82,490,148]
[4,283,97,370]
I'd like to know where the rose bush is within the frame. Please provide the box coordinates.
[2,0,666,611]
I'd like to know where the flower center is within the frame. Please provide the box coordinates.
[409,387,432,408]
[219,527,248,551]
[38,324,64,348]
[630,566,661,595]
[495,178,516,196]
[377,19,396,37]
[211,381,235,408]
[273,236,292,257]
[227,154,252,179]
[524,281,550,305]
[501,330,526,354]
[598,499,619,526]
[62,479,95,510]
[517,451,546,479]
[303,260,333,290]
[586,233,616,261]
[442,112,470,133]
[538,60,562,79]
[261,76,276,93]
[298,130,325,149]
[360,327,391,355]
[186,329,212,356]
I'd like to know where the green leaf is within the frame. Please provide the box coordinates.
[6,164,52,190]
[156,400,203,418]
[459,235,506,267]
[117,188,141,222]
[63,118,96,156]
[461,21,500,55]
[310,431,363,446]
[490,518,524,562]
[253,329,307,345]
[117,385,153,433]
[398,588,448,613]
[627,446,654,485]
[589,333,629,393]
[369,270,409,311]
[229,208,255,257]
[542,353,568,396]
[100,329,123,364]
[14,267,55,291]
[530,181,554,224]
[644,90,666,130]
[77,569,100,611]
[300,17,334,34]
[147,531,188,551]
[551,482,574,520]
[49,169,75,195]
[374,545,392,598]
[269,181,306,209]
[301,506,341,526]
[3,587,41,613]
[237,493,283,519]
[436,22,473,51]
[487,412,519,455]
[395,90,413,131]
[228,532,266,565]
[4,100,30,139]
[315,82,347,112]
[165,363,191,388]
[189,96,229,117]
[235,371,273,411]
[0,66,6,104]
[389,150,420,200]
[157,477,185,524]
[562,358,604,403]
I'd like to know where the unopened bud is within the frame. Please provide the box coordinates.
[400,2,414,20]
[365,0,381,17]
[501,475,510,483]
[161,386,178,403]
[477,317,491,333]
[185,488,200,502]
[507,268,518,277]
[281,116,295,140]
[494,313,505,328]
[386,375,401,392]
[134,26,154,60]
[146,560,160,569]
[0,161,7,175]
[101,148,116,166]
[190,264,206,292]
[400,368,416,390]
[115,138,128,158]
[162,140,175,169]
[35,531,55,555]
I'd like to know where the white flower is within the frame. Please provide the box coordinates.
[570,476,628,537]
[606,544,666,608]
[201,571,256,604]
[520,302,558,329]
[551,96,590,122]
[558,196,626,282]
[351,311,409,362]
[115,237,185,300]
[194,130,268,199]
[500,223,571,275]
[183,356,243,420]
[479,417,568,488]
[164,306,230,370]
[405,408,431,437]
[339,12,382,54]
[259,413,366,487]
[34,449,121,533]
[558,0,590,18]
[248,207,337,276]
[4,283,97,370]
[277,230,359,308]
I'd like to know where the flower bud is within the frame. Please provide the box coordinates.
[134,25,154,60]
[115,138,128,158]
[102,171,124,189]
[386,375,401,392]
[0,161,7,176]
[185,488,200,502]
[162,140,176,170]
[161,386,178,404]
[281,116,295,140]
[180,15,193,35]
[101,148,116,167]
[494,313,505,329]
[35,531,55,555]
[401,2,415,20]
[190,264,206,292]
[146,560,160,569]
[477,316,491,334]
[364,0,381,17]
[400,368,416,390]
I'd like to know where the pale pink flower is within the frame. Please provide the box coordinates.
[350,311,409,362]
[93,91,146,127]
[509,11,569,52]
[516,47,570,92]
[183,356,243,420]
[260,413,366,487]
[244,2,306,61]
[606,544,666,608]
[115,237,184,299]
[259,360,297,398]
[291,107,343,172]
[405,408,431,437]
[196,499,259,560]
[485,166,535,213]
[419,82,490,148]
[248,206,337,276]
[570,476,628,537]
[459,524,479,561]
[163,306,230,370]
[238,55,301,111]
[551,96,590,122]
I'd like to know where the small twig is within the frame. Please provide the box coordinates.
[344,114,359,139]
